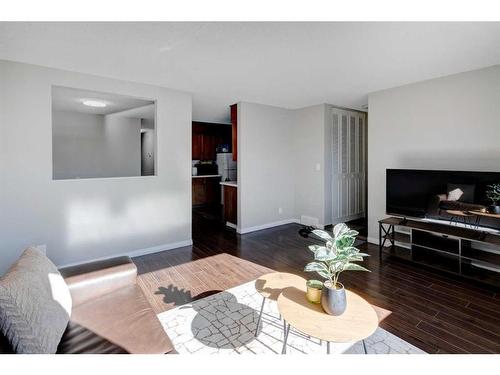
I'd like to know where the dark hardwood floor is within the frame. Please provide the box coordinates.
[134,212,500,354]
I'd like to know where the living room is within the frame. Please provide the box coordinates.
[1,2,500,374]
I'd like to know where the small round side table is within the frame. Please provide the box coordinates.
[277,285,378,354]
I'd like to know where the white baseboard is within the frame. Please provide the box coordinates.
[237,219,300,234]
[126,240,193,258]
[366,236,379,245]
[58,239,193,268]
[367,236,402,248]
[331,213,365,225]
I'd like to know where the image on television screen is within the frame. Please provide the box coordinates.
[386,169,500,231]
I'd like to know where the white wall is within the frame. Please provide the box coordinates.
[0,60,192,273]
[52,111,107,179]
[238,102,356,232]
[141,129,155,176]
[103,114,141,177]
[141,118,156,176]
[237,102,296,232]
[52,111,142,179]
[367,65,500,242]
[293,104,328,227]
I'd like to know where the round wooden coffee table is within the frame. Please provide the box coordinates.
[254,272,306,336]
[469,210,500,229]
[446,210,475,228]
[277,285,378,354]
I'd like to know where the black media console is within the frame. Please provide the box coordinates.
[379,217,500,288]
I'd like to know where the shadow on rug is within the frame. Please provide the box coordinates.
[157,281,426,354]
[190,291,260,349]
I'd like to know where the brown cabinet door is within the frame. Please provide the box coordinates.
[193,178,221,206]
[230,104,237,161]
[224,185,237,224]
[193,121,232,161]
[192,178,206,205]
[201,134,217,161]
[192,133,202,160]
[205,178,220,205]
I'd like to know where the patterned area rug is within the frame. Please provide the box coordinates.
[157,281,425,354]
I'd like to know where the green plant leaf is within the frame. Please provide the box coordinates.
[312,229,332,241]
[486,183,500,205]
[308,244,324,253]
[335,236,355,249]
[333,223,349,238]
[343,263,371,272]
[348,255,364,262]
[332,224,359,238]
[317,271,331,279]
[304,262,332,280]
[314,247,336,261]
[304,262,329,273]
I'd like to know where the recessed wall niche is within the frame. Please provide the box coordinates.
[51,86,156,180]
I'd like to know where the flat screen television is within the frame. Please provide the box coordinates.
[386,169,500,231]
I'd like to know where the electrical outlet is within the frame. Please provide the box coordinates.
[278,207,283,215]
[315,163,321,171]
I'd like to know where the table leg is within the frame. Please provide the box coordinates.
[281,322,290,354]
[327,341,330,354]
[255,296,266,337]
[362,339,368,354]
[378,223,382,261]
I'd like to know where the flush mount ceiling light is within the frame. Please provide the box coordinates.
[82,99,107,108]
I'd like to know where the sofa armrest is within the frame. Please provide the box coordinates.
[59,256,137,307]
[428,193,447,215]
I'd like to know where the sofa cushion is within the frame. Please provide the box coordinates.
[447,183,475,203]
[69,284,174,354]
[447,188,463,202]
[0,247,72,353]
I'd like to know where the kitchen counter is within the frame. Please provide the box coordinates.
[192,174,222,179]
[220,181,237,187]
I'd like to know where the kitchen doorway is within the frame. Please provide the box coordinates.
[191,120,236,232]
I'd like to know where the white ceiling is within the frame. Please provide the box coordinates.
[52,86,153,115]
[1,22,500,123]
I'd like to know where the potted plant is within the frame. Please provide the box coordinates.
[304,223,370,316]
[486,183,500,214]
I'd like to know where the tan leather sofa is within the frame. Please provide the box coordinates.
[0,256,175,354]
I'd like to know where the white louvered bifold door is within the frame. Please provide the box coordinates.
[331,108,366,225]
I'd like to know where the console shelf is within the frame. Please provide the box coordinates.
[379,217,500,287]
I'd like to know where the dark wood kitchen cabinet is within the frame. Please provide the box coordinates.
[192,177,221,206]
[192,122,232,161]
[201,134,218,161]
[192,132,203,160]
[230,104,237,161]
[223,185,237,224]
